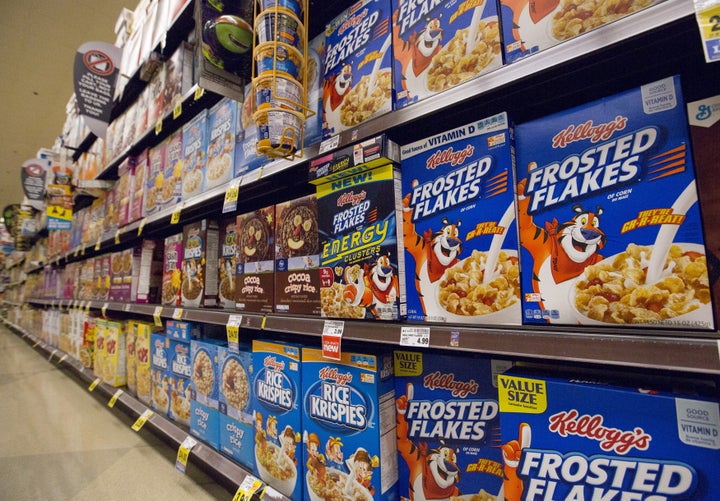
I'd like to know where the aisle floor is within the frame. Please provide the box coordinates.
[0,325,233,500]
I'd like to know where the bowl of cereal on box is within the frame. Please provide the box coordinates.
[306,468,372,501]
[255,441,297,496]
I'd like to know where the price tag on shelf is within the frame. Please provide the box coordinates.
[233,475,264,501]
[88,377,102,392]
[80,245,86,256]
[400,326,431,348]
[260,315,267,330]
[256,166,264,181]
[124,303,132,312]
[173,101,182,119]
[322,320,344,360]
[115,229,121,244]
[108,389,124,408]
[51,300,56,309]
[85,301,92,313]
[319,134,340,154]
[172,308,183,320]
[132,409,154,432]
[222,180,240,213]
[170,203,184,224]
[194,86,205,100]
[56,353,68,365]
[32,339,41,348]
[94,237,102,251]
[138,218,147,236]
[155,119,163,135]
[226,315,242,353]
[153,306,163,327]
[176,435,199,474]
[694,0,720,62]
[48,349,58,362]
[101,303,109,318]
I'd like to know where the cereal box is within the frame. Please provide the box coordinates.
[236,83,271,177]
[515,76,715,329]
[500,0,662,63]
[135,320,154,406]
[117,157,135,227]
[235,206,275,314]
[136,239,163,304]
[151,333,171,414]
[190,400,221,450]
[126,319,137,394]
[251,339,303,499]
[130,150,148,223]
[392,0,503,109]
[165,319,202,342]
[275,194,321,315]
[219,344,255,470]
[161,232,183,307]
[206,97,237,190]
[316,163,406,320]
[401,112,520,324]
[158,130,183,212]
[191,338,225,410]
[181,219,220,308]
[218,216,237,309]
[497,367,720,500]
[103,320,127,387]
[168,339,193,426]
[322,0,394,139]
[302,347,398,501]
[394,350,509,500]
[93,318,107,379]
[146,141,166,216]
[305,32,325,148]
[182,109,208,200]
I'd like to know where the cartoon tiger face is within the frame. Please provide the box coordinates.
[557,204,606,264]
[432,217,462,268]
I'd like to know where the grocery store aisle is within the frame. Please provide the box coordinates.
[0,325,231,501]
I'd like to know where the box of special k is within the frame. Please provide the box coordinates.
[302,346,398,500]
[392,0,503,109]
[394,351,511,500]
[497,367,720,500]
[515,76,715,329]
[500,0,663,63]
[251,339,303,500]
[322,0,394,139]
[401,112,520,324]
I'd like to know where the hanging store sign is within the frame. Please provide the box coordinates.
[21,159,49,210]
[73,42,122,138]
[46,184,73,230]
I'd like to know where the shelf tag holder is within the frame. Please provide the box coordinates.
[89,377,102,392]
[176,436,199,474]
[108,389,124,408]
[322,320,344,360]
[233,475,264,501]
[132,409,154,432]
[153,306,164,327]
[171,203,184,224]
[172,308,184,321]
[226,314,242,353]
[223,179,241,213]
[400,326,431,348]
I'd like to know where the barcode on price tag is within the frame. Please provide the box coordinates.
[176,436,199,474]
[227,315,242,353]
[400,326,431,347]
[132,409,154,431]
[233,475,264,501]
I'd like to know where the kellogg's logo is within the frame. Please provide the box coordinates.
[552,116,628,148]
[423,370,479,398]
[548,409,652,454]
[426,145,475,169]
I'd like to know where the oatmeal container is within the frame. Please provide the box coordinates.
[255,7,304,50]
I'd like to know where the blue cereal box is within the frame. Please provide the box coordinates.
[401,112,520,324]
[394,350,509,500]
[498,367,720,500]
[165,319,202,342]
[236,83,271,177]
[167,339,192,426]
[191,400,220,450]
[302,347,398,501]
[219,344,255,470]
[252,339,303,499]
[182,109,208,200]
[206,97,237,190]
[191,338,225,409]
[305,32,325,148]
[392,0,503,109]
[158,130,183,212]
[323,0,394,139]
[515,76,715,329]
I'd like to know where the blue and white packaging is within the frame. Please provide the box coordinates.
[190,338,225,409]
[515,75,715,329]
[150,333,171,415]
[190,400,220,450]
[167,338,192,426]
[206,97,237,190]
[219,344,255,471]
[304,32,325,148]
[401,112,520,324]
[165,319,202,342]
[236,83,270,177]
[182,109,208,200]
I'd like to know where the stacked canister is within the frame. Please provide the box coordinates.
[252,0,311,159]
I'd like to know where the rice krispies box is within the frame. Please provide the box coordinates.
[515,76,715,329]
[394,351,510,500]
[181,219,220,308]
[235,206,275,313]
[167,339,192,426]
[302,347,398,501]
[322,0,394,139]
[401,112,520,324]
[251,339,303,499]
[500,0,662,63]
[392,0,503,109]
[316,162,406,320]
[497,367,720,500]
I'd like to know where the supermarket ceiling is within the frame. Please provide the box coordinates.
[0,0,130,212]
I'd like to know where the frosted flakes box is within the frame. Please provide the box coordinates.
[161,232,183,307]
[392,0,503,109]
[218,216,237,309]
[515,76,715,329]
[235,206,275,313]
[401,112,520,324]
[206,97,237,190]
[219,344,255,470]
[302,347,398,501]
[316,163,406,320]
[182,109,208,200]
[322,0,394,139]
[274,194,321,315]
[500,0,662,63]
[497,367,720,501]
[251,339,303,499]
[181,219,220,308]
[394,350,510,500]
[158,130,183,212]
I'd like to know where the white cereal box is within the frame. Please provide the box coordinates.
[498,367,720,500]
[302,347,398,501]
[182,109,208,200]
[392,0,503,109]
[251,339,303,500]
[323,0,394,139]
[401,112,520,324]
[206,97,237,190]
[218,216,237,309]
[394,351,509,500]
[516,76,715,329]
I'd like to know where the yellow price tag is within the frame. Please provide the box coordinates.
[261,315,267,330]
[225,184,239,202]
[132,409,154,431]
[49,349,58,362]
[115,230,121,244]
[108,389,124,408]
[153,306,163,327]
[194,86,205,100]
[95,238,102,251]
[138,218,147,236]
[33,340,41,348]
[257,166,264,181]
[233,476,264,501]
[227,324,239,344]
[173,102,182,119]
[171,204,183,224]
[176,436,198,474]
[101,303,109,318]
[155,120,163,135]
[57,353,68,365]
[74,247,80,257]
[81,245,86,256]
[88,377,102,392]
[172,308,184,320]
[695,1,720,62]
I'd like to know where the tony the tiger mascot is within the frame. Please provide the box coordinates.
[342,254,400,319]
[393,9,444,100]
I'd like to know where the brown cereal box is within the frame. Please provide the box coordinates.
[218,216,237,309]
[235,206,275,313]
[181,219,220,308]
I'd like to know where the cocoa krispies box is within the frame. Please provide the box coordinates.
[515,75,715,329]
[497,367,720,500]
[394,350,511,500]
[392,0,503,109]
[401,112,521,324]
[323,0,394,139]
[251,339,303,500]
